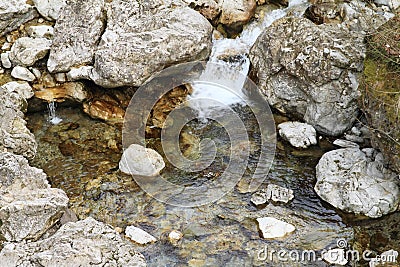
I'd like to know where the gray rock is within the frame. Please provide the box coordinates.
[373,0,400,10]
[1,52,12,68]
[333,139,359,148]
[250,17,365,136]
[0,188,69,242]
[2,81,34,99]
[66,65,93,81]
[26,25,54,39]
[344,133,365,143]
[278,121,317,148]
[0,217,147,266]
[119,144,165,176]
[47,0,105,73]
[0,87,37,159]
[0,152,68,242]
[10,37,52,67]
[32,0,67,21]
[11,66,36,82]
[251,184,294,206]
[315,148,400,218]
[0,0,38,37]
[90,2,212,87]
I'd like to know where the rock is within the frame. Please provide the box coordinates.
[9,37,52,67]
[256,217,296,239]
[34,82,88,103]
[31,67,41,79]
[184,0,221,21]
[344,133,365,143]
[278,121,317,148]
[0,188,69,241]
[322,249,348,265]
[83,100,125,123]
[374,0,400,10]
[0,86,37,159]
[0,152,69,242]
[119,144,165,176]
[169,230,183,245]
[1,52,12,68]
[90,2,212,87]
[66,65,93,81]
[54,73,67,82]
[219,0,257,27]
[0,217,147,266]
[0,0,38,37]
[26,25,54,39]
[251,184,294,206]
[250,17,365,136]
[333,139,359,148]
[369,249,399,267]
[32,0,67,21]
[125,225,157,245]
[1,81,34,99]
[11,66,36,81]
[47,0,105,73]
[315,148,400,218]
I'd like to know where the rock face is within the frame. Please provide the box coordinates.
[47,0,106,73]
[278,121,317,148]
[90,2,213,87]
[0,0,38,37]
[250,17,365,136]
[315,148,400,218]
[119,144,165,176]
[0,152,69,241]
[32,0,67,21]
[0,82,37,159]
[0,217,147,267]
[10,37,52,67]
[256,217,296,239]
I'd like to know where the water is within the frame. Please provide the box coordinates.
[48,101,63,125]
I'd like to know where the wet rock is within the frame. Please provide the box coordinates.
[333,139,359,148]
[304,0,343,25]
[0,0,38,37]
[251,184,294,206]
[256,217,296,239]
[315,148,400,218]
[10,37,52,67]
[169,230,183,245]
[0,217,147,266]
[11,66,36,81]
[83,100,125,123]
[0,86,37,159]
[0,188,69,242]
[90,2,212,87]
[219,0,257,27]
[32,0,67,21]
[34,82,88,103]
[119,144,165,176]
[278,121,317,148]
[250,17,365,136]
[26,25,54,39]
[125,225,157,245]
[1,52,12,69]
[322,249,348,265]
[47,0,105,73]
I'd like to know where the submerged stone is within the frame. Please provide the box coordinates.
[119,144,165,176]
[257,217,296,239]
[125,225,157,245]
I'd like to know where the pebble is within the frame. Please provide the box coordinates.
[257,217,296,239]
[125,226,157,245]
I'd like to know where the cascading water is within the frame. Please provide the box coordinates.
[48,101,63,125]
[188,0,309,118]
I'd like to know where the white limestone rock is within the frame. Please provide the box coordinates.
[278,121,317,148]
[26,25,54,39]
[10,37,52,67]
[251,184,294,206]
[0,0,38,36]
[125,225,157,245]
[32,0,67,21]
[256,217,296,239]
[11,66,36,81]
[1,52,12,68]
[119,144,165,176]
[2,81,34,99]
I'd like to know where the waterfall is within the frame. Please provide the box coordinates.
[188,0,309,118]
[48,101,63,124]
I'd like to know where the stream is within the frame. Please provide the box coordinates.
[26,1,400,267]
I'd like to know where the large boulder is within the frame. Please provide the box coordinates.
[0,82,37,159]
[250,17,365,136]
[88,1,213,87]
[0,152,69,241]
[47,0,106,73]
[0,217,147,267]
[314,148,400,218]
[0,0,38,37]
